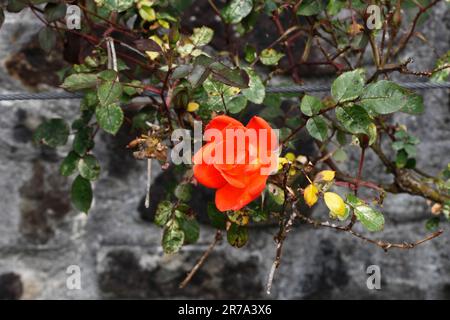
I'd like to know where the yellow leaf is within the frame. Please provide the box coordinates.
[348,22,364,36]
[150,35,163,48]
[158,19,170,29]
[277,157,288,171]
[285,152,296,162]
[324,192,346,217]
[304,184,319,207]
[187,102,199,112]
[227,211,250,226]
[315,170,335,182]
[139,6,156,22]
[145,51,160,60]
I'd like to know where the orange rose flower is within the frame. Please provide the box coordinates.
[193,115,278,212]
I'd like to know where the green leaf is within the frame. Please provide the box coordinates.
[44,3,67,22]
[176,211,200,244]
[335,105,372,135]
[60,151,80,177]
[34,118,70,148]
[174,184,192,202]
[176,43,194,57]
[38,27,57,53]
[227,224,248,248]
[244,45,257,63]
[306,116,328,141]
[78,155,101,181]
[6,0,27,13]
[242,69,265,104]
[263,0,277,14]
[101,0,135,12]
[155,200,173,227]
[190,26,214,46]
[207,203,227,230]
[404,144,417,158]
[171,65,193,80]
[400,91,424,115]
[82,90,99,109]
[353,205,385,232]
[327,0,345,15]
[331,69,365,102]
[97,79,123,106]
[62,73,98,91]
[221,0,253,24]
[267,183,285,206]
[202,78,240,111]
[263,93,282,108]
[139,5,156,21]
[187,64,210,88]
[73,126,94,156]
[210,62,250,88]
[228,96,248,114]
[260,48,284,66]
[71,175,93,213]
[251,209,268,223]
[336,130,348,145]
[123,80,143,96]
[431,50,450,82]
[96,103,124,135]
[297,0,323,16]
[162,220,185,254]
[98,70,118,81]
[300,95,324,116]
[395,149,408,168]
[346,194,365,207]
[360,80,415,115]
[425,217,440,231]
[265,183,285,211]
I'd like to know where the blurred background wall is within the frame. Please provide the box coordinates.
[0,1,449,299]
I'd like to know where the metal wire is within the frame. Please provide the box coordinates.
[0,91,84,101]
[265,81,450,93]
[0,81,449,101]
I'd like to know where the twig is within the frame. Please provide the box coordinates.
[266,166,295,295]
[393,0,441,57]
[295,211,443,252]
[271,10,301,83]
[179,230,223,289]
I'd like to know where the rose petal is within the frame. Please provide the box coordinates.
[219,171,247,188]
[206,115,243,132]
[246,116,278,151]
[215,174,268,211]
[193,163,227,189]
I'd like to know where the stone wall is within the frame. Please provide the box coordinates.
[0,3,449,299]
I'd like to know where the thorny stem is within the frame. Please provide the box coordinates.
[272,10,302,83]
[296,211,443,252]
[393,0,442,57]
[266,164,294,295]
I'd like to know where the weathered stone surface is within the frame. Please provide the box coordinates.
[0,3,449,300]
[0,272,23,300]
